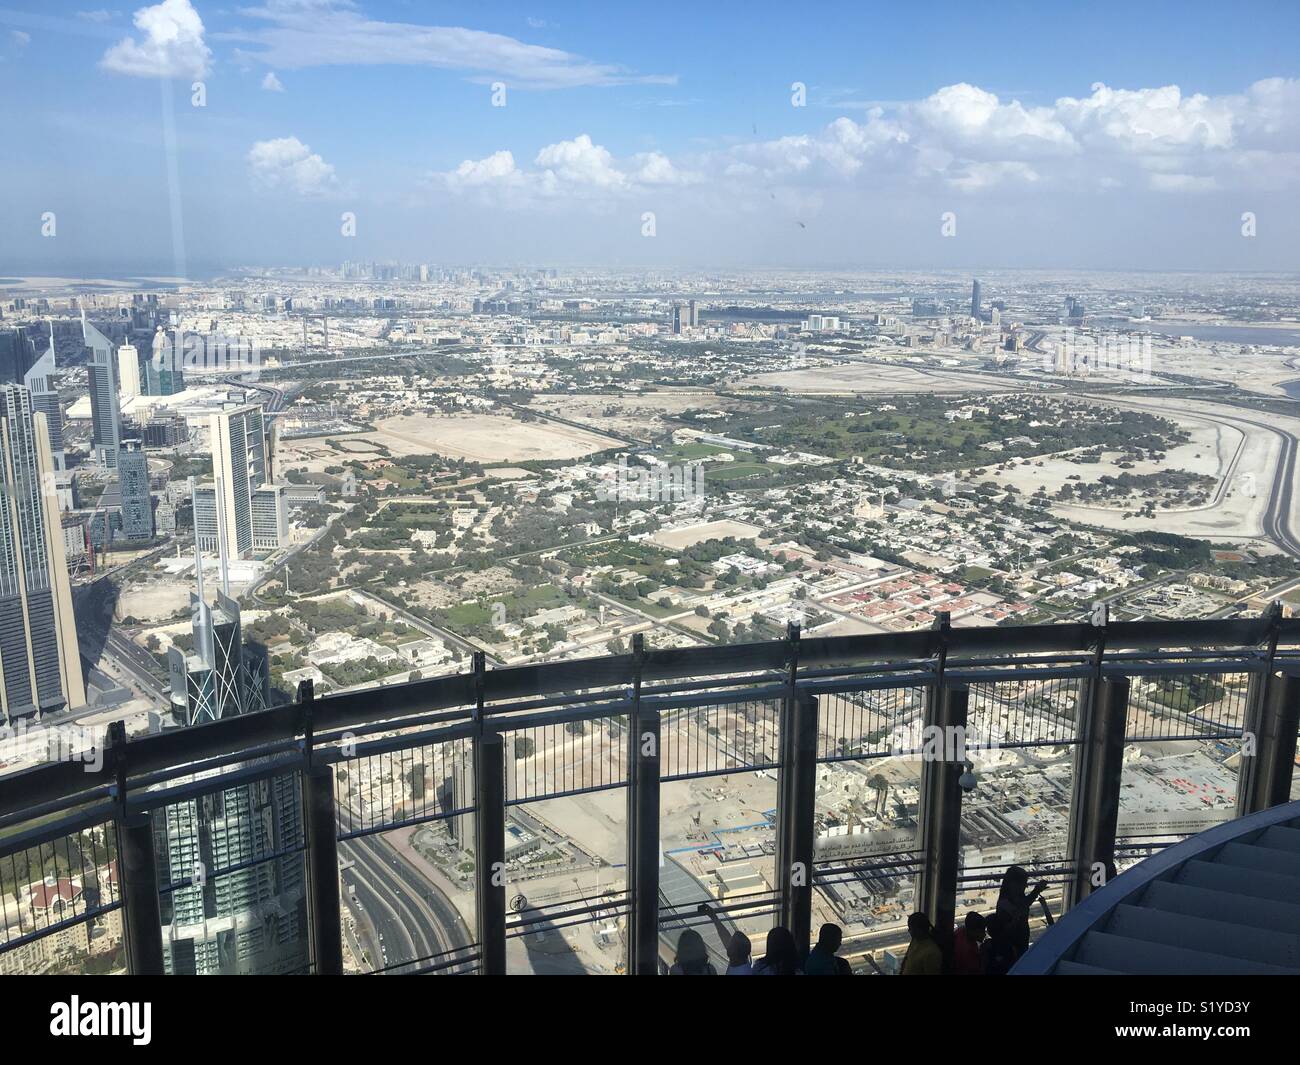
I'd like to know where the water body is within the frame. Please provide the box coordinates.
[1119,321,1300,347]
[1282,380,1300,400]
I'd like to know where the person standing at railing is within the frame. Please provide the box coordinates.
[697,903,753,974]
[951,912,987,975]
[804,923,852,975]
[752,926,801,975]
[995,865,1047,957]
[666,929,717,975]
[981,912,1019,975]
[900,913,942,975]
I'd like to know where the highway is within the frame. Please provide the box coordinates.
[339,829,473,974]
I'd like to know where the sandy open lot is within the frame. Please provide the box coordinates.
[740,360,1013,395]
[530,392,760,439]
[649,519,764,550]
[359,413,620,462]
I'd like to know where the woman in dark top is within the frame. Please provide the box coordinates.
[751,926,800,975]
[668,928,716,975]
[996,865,1047,957]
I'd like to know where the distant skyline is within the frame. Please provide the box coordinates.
[1,0,1298,275]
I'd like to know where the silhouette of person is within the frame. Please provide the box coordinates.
[752,926,800,975]
[997,865,1046,957]
[900,912,941,975]
[667,928,716,975]
[952,911,986,975]
[804,923,852,975]
[981,911,1020,975]
[697,902,752,974]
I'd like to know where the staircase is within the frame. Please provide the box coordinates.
[1012,800,1300,974]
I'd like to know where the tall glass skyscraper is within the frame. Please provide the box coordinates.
[117,439,154,541]
[0,385,85,722]
[82,314,122,470]
[157,560,305,974]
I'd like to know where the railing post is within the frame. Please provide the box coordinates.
[916,681,966,959]
[1240,669,1300,815]
[119,812,165,975]
[304,765,342,974]
[108,721,165,975]
[297,679,342,974]
[775,622,800,930]
[1237,603,1284,814]
[780,692,818,956]
[474,729,506,975]
[1065,676,1129,908]
[624,634,659,975]
[630,704,660,975]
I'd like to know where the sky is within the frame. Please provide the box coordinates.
[0,0,1298,276]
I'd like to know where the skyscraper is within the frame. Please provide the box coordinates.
[971,279,982,320]
[145,328,187,396]
[157,550,304,974]
[117,439,154,541]
[194,404,272,558]
[0,385,85,722]
[82,313,122,469]
[1,323,64,470]
[117,342,142,401]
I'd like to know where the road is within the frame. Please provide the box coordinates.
[339,829,473,974]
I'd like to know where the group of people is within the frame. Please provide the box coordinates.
[661,904,853,975]
[664,866,1046,976]
[901,865,1047,975]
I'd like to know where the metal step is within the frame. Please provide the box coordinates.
[1074,930,1295,975]
[1106,903,1300,969]
[1140,878,1300,934]
[1054,959,1122,975]
[1176,858,1300,904]
[1213,840,1300,879]
[1253,824,1300,855]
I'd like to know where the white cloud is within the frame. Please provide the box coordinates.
[446,150,523,189]
[100,0,212,79]
[432,77,1300,211]
[535,135,627,188]
[77,10,117,23]
[261,71,285,92]
[10,30,30,51]
[433,135,703,205]
[220,1,673,90]
[247,136,340,197]
[1054,83,1235,152]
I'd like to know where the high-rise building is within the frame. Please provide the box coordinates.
[688,299,699,328]
[158,554,304,974]
[144,328,187,396]
[117,342,142,401]
[0,324,64,470]
[0,385,85,722]
[117,439,154,541]
[0,326,38,384]
[971,279,982,320]
[195,404,272,557]
[83,314,122,469]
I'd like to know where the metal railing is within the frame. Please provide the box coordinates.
[0,608,1297,974]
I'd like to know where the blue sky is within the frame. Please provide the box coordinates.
[1,0,1298,274]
